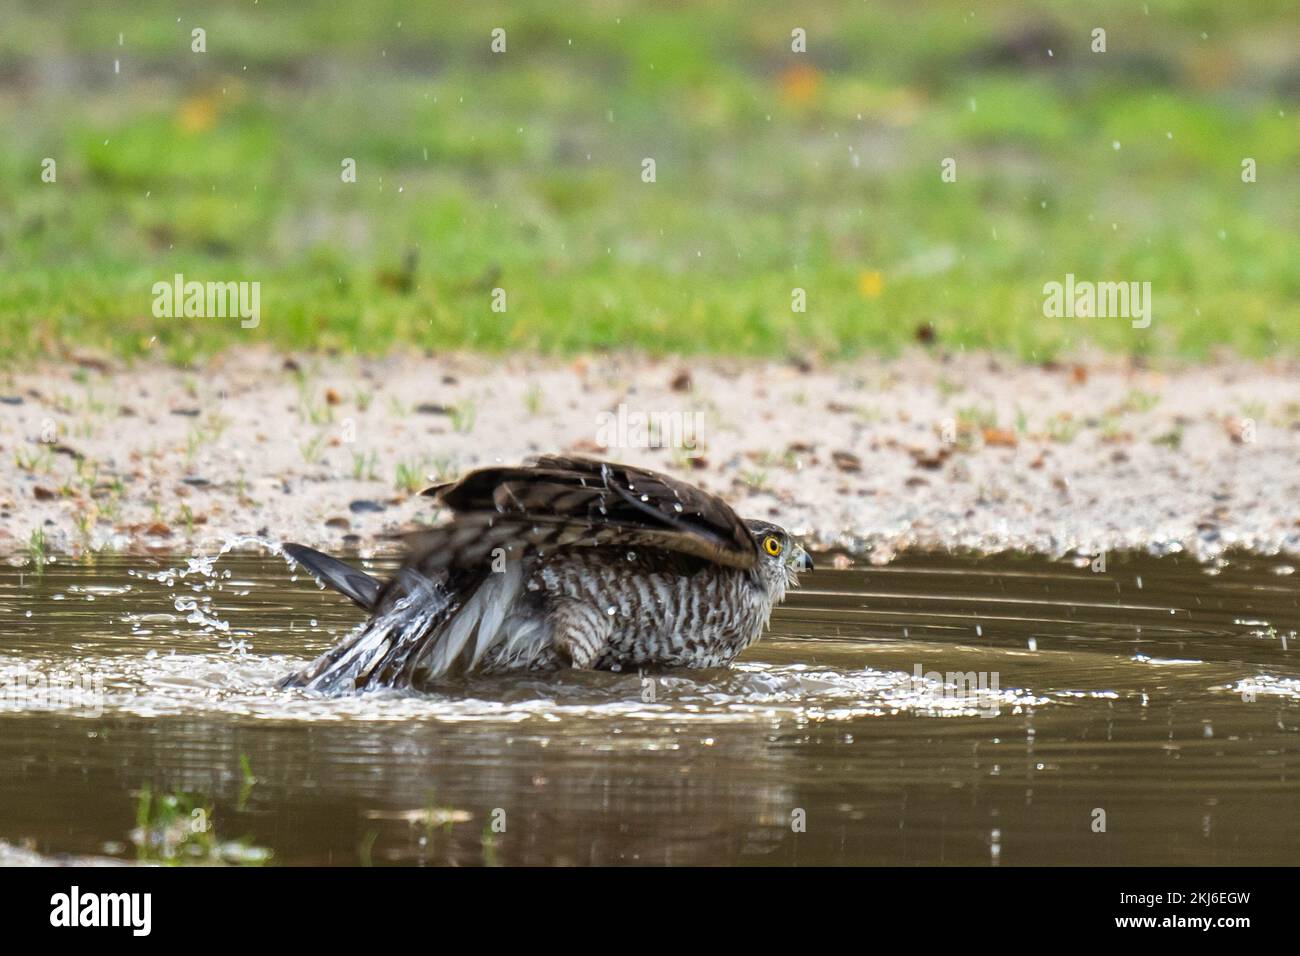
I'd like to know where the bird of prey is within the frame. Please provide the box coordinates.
[279,456,813,694]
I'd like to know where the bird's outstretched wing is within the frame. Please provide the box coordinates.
[407,455,757,575]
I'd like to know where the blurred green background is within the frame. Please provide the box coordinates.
[1,0,1297,363]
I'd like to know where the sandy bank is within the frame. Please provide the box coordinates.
[3,349,1298,565]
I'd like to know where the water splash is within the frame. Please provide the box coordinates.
[128,534,287,646]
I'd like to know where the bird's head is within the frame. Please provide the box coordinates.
[743,519,814,598]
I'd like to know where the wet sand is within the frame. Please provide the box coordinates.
[3,348,1298,563]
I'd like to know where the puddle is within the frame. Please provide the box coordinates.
[0,548,1297,865]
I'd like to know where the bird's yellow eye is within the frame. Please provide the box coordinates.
[763,536,783,557]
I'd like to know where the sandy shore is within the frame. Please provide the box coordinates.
[3,348,1299,564]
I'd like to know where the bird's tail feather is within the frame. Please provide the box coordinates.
[279,571,454,693]
[416,559,526,677]
[282,543,381,611]
[279,563,530,694]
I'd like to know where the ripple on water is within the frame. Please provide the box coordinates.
[3,548,1300,866]
[0,651,1051,723]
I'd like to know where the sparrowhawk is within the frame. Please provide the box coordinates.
[279,456,813,694]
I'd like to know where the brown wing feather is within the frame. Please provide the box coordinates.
[410,456,757,572]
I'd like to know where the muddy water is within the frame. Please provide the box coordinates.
[0,548,1297,866]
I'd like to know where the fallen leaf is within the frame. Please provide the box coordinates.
[831,450,863,472]
[909,446,952,469]
[779,64,822,104]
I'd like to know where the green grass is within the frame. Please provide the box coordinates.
[133,784,271,865]
[1,0,1298,363]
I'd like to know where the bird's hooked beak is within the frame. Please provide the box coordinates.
[789,545,814,572]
